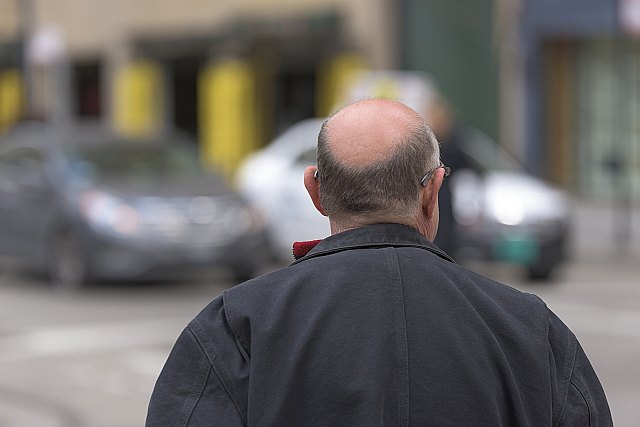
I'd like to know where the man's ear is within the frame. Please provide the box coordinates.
[421,167,444,220]
[304,166,327,216]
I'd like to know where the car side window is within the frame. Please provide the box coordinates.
[294,147,317,166]
[0,148,46,190]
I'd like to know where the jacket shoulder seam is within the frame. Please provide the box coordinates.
[557,379,596,427]
[188,320,248,425]
[223,291,251,357]
[553,330,578,427]
[175,358,212,427]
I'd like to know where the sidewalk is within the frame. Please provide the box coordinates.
[570,197,640,263]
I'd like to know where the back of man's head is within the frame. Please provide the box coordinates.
[315,99,440,227]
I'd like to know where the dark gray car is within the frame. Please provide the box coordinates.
[0,123,269,290]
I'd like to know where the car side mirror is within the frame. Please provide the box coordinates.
[18,172,47,192]
[451,169,483,226]
[6,163,48,193]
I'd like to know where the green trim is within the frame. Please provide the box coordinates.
[401,0,497,139]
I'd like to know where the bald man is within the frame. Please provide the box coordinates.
[147,100,612,426]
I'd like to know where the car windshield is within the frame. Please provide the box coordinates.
[65,141,204,182]
[460,129,522,173]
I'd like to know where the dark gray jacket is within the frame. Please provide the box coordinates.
[146,223,612,426]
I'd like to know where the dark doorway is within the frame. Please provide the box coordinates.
[274,67,316,135]
[169,57,204,138]
[72,61,102,117]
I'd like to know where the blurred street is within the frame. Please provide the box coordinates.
[0,197,639,427]
[1,0,639,425]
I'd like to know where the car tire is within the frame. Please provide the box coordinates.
[526,261,554,282]
[229,263,257,284]
[48,230,87,291]
[526,235,567,282]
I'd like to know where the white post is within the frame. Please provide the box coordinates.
[494,0,526,160]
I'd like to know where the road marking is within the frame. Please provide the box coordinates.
[549,302,640,340]
[0,394,78,427]
[0,318,188,364]
[0,301,638,366]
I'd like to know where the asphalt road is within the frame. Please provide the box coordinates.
[0,200,638,427]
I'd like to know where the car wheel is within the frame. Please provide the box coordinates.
[230,264,257,284]
[48,231,87,291]
[526,261,554,282]
[526,237,567,282]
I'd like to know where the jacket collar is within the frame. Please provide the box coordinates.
[291,223,455,265]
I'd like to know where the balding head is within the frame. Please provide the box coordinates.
[308,99,441,234]
[322,99,425,167]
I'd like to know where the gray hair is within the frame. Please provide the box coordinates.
[316,118,440,222]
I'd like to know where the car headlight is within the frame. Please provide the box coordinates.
[485,189,525,226]
[451,170,484,226]
[222,204,257,236]
[80,190,139,236]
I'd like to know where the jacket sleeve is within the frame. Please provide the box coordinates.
[146,298,248,427]
[557,340,613,427]
[548,310,613,427]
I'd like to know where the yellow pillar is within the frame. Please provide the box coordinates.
[199,59,256,177]
[316,53,367,117]
[0,69,24,132]
[113,60,163,138]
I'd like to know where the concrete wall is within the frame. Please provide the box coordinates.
[1,0,396,68]
[0,1,19,38]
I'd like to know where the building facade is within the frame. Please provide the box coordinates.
[3,0,639,198]
[0,0,397,173]
[522,0,640,199]
[400,0,640,199]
